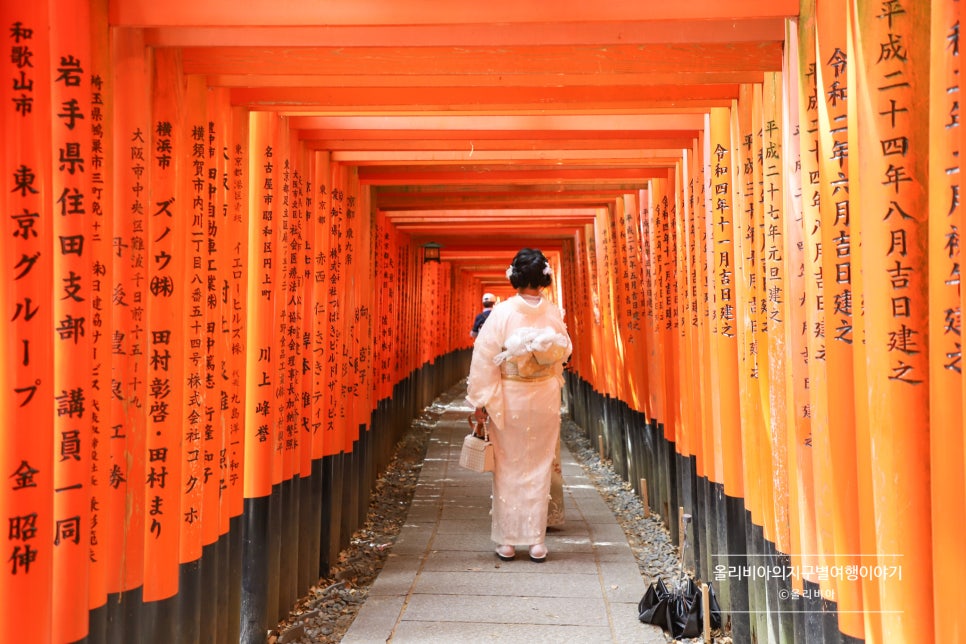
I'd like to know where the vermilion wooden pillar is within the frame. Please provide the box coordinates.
[815,0,863,635]
[708,107,744,505]
[241,109,279,641]
[345,166,367,452]
[960,0,966,633]
[644,184,667,437]
[145,46,186,607]
[296,139,321,598]
[853,1,934,640]
[675,159,699,490]
[785,15,817,601]
[615,197,632,406]
[272,117,291,493]
[733,84,771,641]
[222,101,248,644]
[560,230,583,382]
[274,124,299,618]
[843,5,882,641]
[661,174,681,459]
[0,3,55,641]
[202,85,236,643]
[50,1,94,640]
[690,135,715,486]
[244,110,278,500]
[328,161,349,453]
[589,210,610,391]
[311,150,331,458]
[87,0,115,627]
[733,84,766,542]
[798,0,834,610]
[762,69,791,561]
[928,1,966,641]
[227,103,249,529]
[707,105,749,640]
[178,75,208,633]
[581,220,604,396]
[703,116,725,486]
[692,135,717,491]
[621,191,650,416]
[107,27,150,636]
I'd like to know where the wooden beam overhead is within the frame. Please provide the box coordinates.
[181,43,782,78]
[372,183,649,210]
[383,208,599,222]
[358,166,666,185]
[110,0,793,270]
[334,149,684,164]
[227,85,743,112]
[287,113,705,131]
[143,18,787,48]
[115,0,799,28]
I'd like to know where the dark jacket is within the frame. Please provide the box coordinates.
[470,309,492,338]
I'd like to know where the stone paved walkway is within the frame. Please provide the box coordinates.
[341,388,666,643]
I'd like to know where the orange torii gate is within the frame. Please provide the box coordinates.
[2,1,964,643]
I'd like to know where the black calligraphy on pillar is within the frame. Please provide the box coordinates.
[277,159,294,451]
[88,73,106,557]
[941,16,962,374]
[822,44,852,349]
[875,1,923,385]
[325,184,344,431]
[6,21,50,575]
[742,125,760,378]
[227,142,245,491]
[7,460,40,574]
[713,141,735,338]
[9,22,35,117]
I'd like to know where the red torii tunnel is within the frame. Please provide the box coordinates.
[1,0,963,642]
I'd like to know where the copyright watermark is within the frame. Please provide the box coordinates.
[713,563,903,583]
[778,587,834,601]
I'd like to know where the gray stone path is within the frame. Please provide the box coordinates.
[341,394,666,643]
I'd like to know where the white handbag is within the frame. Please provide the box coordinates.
[459,415,494,473]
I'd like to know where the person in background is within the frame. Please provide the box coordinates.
[465,248,572,563]
[470,292,496,338]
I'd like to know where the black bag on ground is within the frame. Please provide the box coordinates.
[638,576,722,638]
[637,578,676,633]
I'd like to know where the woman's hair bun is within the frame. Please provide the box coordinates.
[508,248,552,289]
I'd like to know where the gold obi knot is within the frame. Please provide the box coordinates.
[499,354,557,381]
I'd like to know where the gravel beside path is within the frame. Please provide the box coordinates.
[271,382,730,643]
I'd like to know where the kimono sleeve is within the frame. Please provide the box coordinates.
[466,305,504,409]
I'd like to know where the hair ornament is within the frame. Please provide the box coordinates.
[542,263,553,276]
[506,266,514,279]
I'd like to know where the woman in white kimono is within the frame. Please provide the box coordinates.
[466,248,572,563]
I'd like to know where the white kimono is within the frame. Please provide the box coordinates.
[466,295,572,546]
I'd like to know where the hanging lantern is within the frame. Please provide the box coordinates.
[422,241,442,263]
